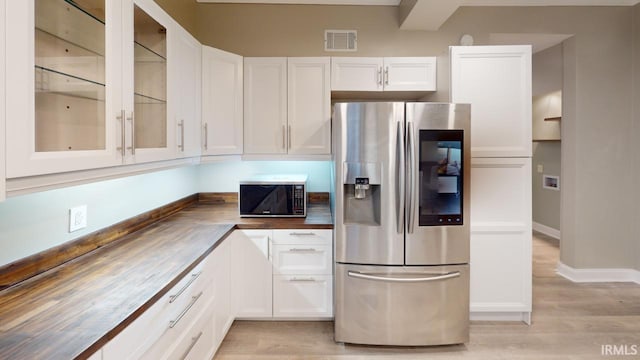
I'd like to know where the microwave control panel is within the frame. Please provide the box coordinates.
[293,185,305,215]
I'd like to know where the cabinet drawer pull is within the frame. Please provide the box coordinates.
[169,291,203,328]
[179,331,204,360]
[290,277,316,282]
[169,271,202,303]
[384,66,389,85]
[289,248,318,252]
[288,232,316,236]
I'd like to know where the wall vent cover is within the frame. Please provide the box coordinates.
[325,30,357,52]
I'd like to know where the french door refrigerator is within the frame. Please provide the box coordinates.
[332,102,470,346]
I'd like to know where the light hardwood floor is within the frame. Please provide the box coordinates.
[215,233,640,359]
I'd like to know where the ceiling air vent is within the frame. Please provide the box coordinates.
[325,30,357,52]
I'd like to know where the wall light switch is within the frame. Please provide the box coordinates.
[69,205,87,233]
[537,164,544,173]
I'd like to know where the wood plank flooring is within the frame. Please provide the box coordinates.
[214,233,640,359]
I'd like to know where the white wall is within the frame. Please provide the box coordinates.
[0,166,199,266]
[634,3,640,272]
[532,44,562,234]
[532,142,561,232]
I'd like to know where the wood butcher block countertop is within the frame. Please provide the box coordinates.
[0,199,333,360]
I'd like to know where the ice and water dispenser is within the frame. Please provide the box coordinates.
[342,163,381,226]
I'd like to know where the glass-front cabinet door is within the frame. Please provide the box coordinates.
[121,0,174,163]
[6,0,120,177]
[5,0,175,178]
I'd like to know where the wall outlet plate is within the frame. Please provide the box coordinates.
[69,205,87,233]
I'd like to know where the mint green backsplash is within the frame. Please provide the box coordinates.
[198,161,332,192]
[0,161,333,267]
[0,166,199,266]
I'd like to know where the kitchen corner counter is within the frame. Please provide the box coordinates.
[0,200,333,360]
[171,202,333,229]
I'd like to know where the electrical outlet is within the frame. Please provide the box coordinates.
[537,164,544,173]
[69,205,87,233]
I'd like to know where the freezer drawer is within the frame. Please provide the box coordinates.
[335,263,469,346]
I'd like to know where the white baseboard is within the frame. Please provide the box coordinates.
[532,222,560,239]
[470,311,531,325]
[556,262,640,284]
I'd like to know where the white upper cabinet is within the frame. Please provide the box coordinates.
[1,0,6,201]
[5,0,177,178]
[287,57,331,155]
[122,0,175,164]
[170,25,201,158]
[244,57,288,154]
[330,57,383,91]
[383,57,436,91]
[6,0,120,177]
[450,45,532,158]
[244,57,331,155]
[202,46,243,156]
[331,57,436,92]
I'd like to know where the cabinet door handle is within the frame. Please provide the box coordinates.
[179,331,203,360]
[289,232,316,236]
[289,248,318,252]
[169,271,202,303]
[384,66,389,85]
[290,277,316,282]
[169,291,203,328]
[282,125,286,149]
[116,110,126,157]
[126,111,135,155]
[203,123,208,150]
[178,119,185,152]
[377,67,382,86]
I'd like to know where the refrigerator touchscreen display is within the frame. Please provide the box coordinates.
[419,130,463,226]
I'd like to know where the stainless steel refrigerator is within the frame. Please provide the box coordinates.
[332,102,470,346]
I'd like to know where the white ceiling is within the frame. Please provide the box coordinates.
[196,0,640,31]
[197,0,640,4]
[489,33,574,53]
[196,0,401,4]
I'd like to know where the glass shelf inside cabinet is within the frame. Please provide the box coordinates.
[34,0,106,152]
[133,4,167,150]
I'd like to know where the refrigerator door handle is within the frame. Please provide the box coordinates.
[395,120,404,234]
[406,121,416,233]
[348,271,460,283]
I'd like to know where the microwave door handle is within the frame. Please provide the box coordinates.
[406,121,416,234]
[395,120,404,234]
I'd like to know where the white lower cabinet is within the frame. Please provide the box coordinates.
[271,229,333,319]
[231,230,273,318]
[103,239,231,360]
[99,228,332,360]
[273,275,333,318]
[232,228,334,320]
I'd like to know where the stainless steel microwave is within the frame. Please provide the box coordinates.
[239,174,307,217]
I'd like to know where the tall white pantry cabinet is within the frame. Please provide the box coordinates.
[1,0,6,202]
[450,45,533,323]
